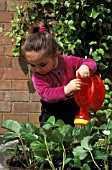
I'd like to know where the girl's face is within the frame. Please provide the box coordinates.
[25,51,58,74]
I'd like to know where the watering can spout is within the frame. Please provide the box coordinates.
[74,107,90,127]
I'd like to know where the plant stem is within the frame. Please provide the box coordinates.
[19,136,30,167]
[44,137,56,170]
[104,139,109,170]
[89,150,101,170]
[62,144,66,170]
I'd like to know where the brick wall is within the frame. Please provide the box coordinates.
[0,0,41,134]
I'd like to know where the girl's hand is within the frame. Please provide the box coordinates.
[76,65,90,78]
[64,78,82,96]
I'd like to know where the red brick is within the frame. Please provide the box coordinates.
[13,56,28,70]
[12,80,29,90]
[0,34,12,45]
[0,113,3,124]
[5,23,12,30]
[0,0,5,11]
[30,92,41,102]
[0,102,11,112]
[0,127,7,135]
[12,102,41,113]
[0,92,4,101]
[0,57,12,68]
[0,23,4,29]
[4,113,29,122]
[0,80,11,90]
[0,45,5,56]
[0,12,13,23]
[0,68,3,79]
[4,69,28,80]
[5,45,15,56]
[4,91,29,101]
[29,113,40,124]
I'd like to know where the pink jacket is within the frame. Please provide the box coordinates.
[32,55,97,103]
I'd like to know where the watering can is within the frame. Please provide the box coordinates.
[74,73,106,127]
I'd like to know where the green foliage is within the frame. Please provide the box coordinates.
[1,116,112,169]
[7,1,111,71]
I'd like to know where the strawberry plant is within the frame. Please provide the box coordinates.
[1,116,112,170]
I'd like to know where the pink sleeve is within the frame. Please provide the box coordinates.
[70,56,97,74]
[32,74,65,103]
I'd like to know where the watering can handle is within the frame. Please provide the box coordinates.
[76,73,82,79]
[75,73,95,106]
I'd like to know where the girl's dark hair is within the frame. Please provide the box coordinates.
[23,31,58,55]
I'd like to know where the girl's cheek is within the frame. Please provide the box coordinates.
[31,67,36,72]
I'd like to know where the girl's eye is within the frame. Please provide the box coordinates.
[30,64,35,67]
[40,63,46,67]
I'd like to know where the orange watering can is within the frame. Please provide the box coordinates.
[74,74,105,127]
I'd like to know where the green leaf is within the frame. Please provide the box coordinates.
[73,157,81,168]
[81,21,86,29]
[68,20,74,27]
[31,141,47,158]
[102,43,109,50]
[12,47,20,56]
[41,0,49,4]
[1,146,15,153]
[89,41,97,45]
[55,119,65,127]
[95,150,107,160]
[73,146,88,160]
[3,131,19,143]
[96,48,104,55]
[0,27,3,32]
[75,39,81,45]
[1,120,22,134]
[107,120,112,129]
[82,163,91,170]
[46,116,55,125]
[108,103,112,109]
[92,51,101,61]
[90,10,99,19]
[81,136,92,150]
[65,157,72,165]
[108,133,112,141]
[105,78,112,85]
[25,133,37,147]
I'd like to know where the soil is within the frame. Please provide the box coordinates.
[4,151,51,170]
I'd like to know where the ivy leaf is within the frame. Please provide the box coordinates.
[107,35,112,40]
[0,27,3,32]
[90,10,99,19]
[81,21,86,29]
[96,48,104,55]
[89,41,97,45]
[92,51,101,61]
[41,0,49,4]
[12,47,20,56]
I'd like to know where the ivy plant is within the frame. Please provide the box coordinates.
[5,0,112,72]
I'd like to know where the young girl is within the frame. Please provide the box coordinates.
[23,26,97,126]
